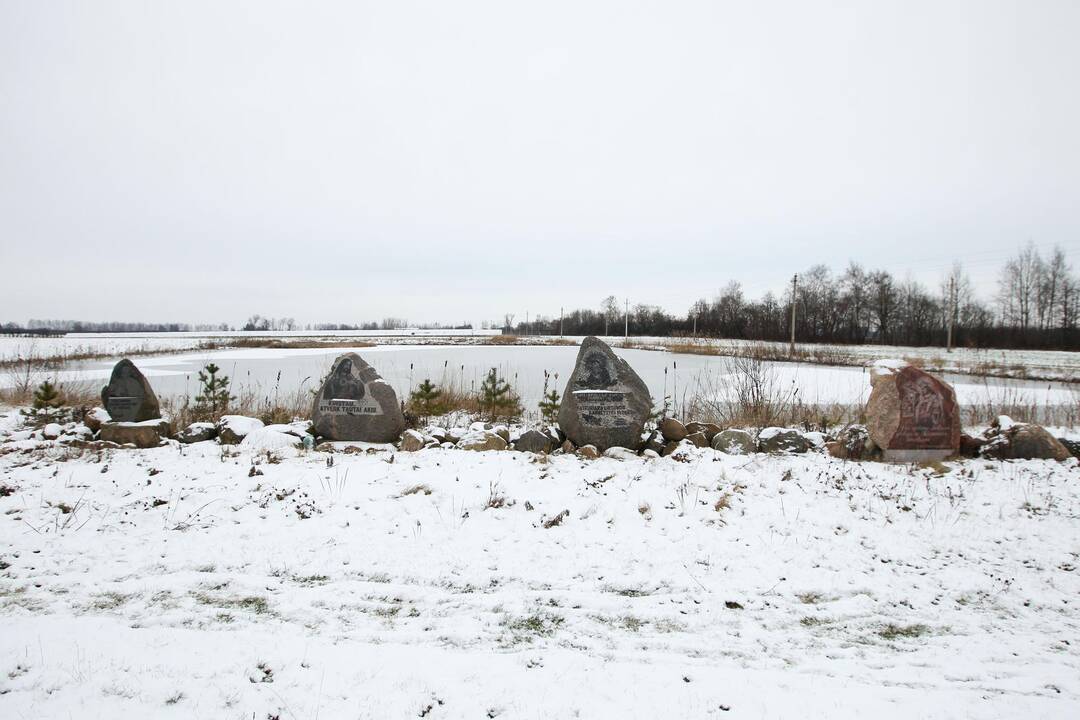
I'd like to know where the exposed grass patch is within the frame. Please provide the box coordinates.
[797,591,826,605]
[193,591,271,614]
[401,484,433,496]
[87,591,131,611]
[502,611,565,644]
[292,574,330,586]
[223,338,376,350]
[878,623,932,639]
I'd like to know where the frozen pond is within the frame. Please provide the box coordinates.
[25,344,1077,417]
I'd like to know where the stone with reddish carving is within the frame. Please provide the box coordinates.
[865,361,960,462]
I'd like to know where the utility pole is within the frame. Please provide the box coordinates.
[624,298,629,341]
[946,276,956,352]
[525,311,529,337]
[789,273,798,355]
[692,313,697,337]
[559,307,564,337]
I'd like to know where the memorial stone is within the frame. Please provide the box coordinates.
[557,337,651,451]
[311,353,406,443]
[100,359,161,423]
[865,361,960,462]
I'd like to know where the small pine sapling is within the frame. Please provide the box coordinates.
[478,367,521,420]
[24,379,63,422]
[409,378,443,419]
[538,370,561,424]
[194,363,235,418]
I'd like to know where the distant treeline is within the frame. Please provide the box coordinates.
[16,320,230,333]
[514,244,1079,350]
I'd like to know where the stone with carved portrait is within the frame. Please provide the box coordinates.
[311,353,405,442]
[557,336,652,451]
[865,361,960,462]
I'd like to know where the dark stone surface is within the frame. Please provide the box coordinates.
[311,353,406,443]
[177,422,217,444]
[982,422,1071,461]
[660,418,687,443]
[99,420,169,448]
[686,431,710,448]
[557,337,652,452]
[100,359,161,423]
[1059,437,1080,459]
[685,422,722,442]
[712,429,756,455]
[959,432,985,458]
[759,428,810,454]
[514,429,554,454]
[825,425,879,460]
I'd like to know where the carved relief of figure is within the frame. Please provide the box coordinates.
[902,376,945,430]
[579,351,615,389]
[323,358,366,400]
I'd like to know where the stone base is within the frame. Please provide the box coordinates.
[882,448,953,463]
[98,420,170,448]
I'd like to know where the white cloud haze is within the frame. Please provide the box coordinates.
[1,0,1078,326]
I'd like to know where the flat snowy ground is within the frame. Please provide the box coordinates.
[1,426,1078,717]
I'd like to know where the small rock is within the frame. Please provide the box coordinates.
[177,422,217,444]
[603,447,638,460]
[576,444,600,459]
[958,432,985,458]
[825,425,878,460]
[685,422,721,442]
[982,421,1071,461]
[400,429,426,452]
[660,418,687,443]
[83,407,111,433]
[514,429,554,454]
[457,430,508,452]
[1058,437,1080,459]
[712,429,756,455]
[685,431,709,448]
[217,415,264,445]
[758,428,809,454]
[41,423,62,440]
[240,427,303,452]
[99,421,168,448]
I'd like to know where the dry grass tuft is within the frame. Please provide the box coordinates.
[543,510,569,528]
[401,484,433,496]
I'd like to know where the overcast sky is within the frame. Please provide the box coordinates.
[2,0,1078,327]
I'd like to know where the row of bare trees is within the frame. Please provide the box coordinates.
[516,244,1078,349]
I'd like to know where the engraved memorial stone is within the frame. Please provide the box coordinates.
[100,358,161,423]
[865,361,960,462]
[557,336,651,451]
[311,353,405,442]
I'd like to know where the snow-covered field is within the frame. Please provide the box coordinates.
[1,412,1078,718]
